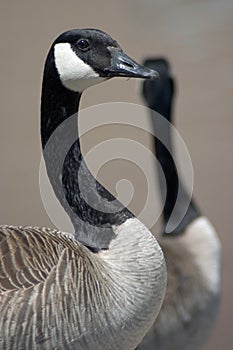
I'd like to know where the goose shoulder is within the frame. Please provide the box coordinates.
[159,216,221,299]
[0,220,166,295]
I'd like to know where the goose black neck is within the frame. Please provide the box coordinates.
[145,72,199,235]
[41,65,80,149]
[41,52,133,250]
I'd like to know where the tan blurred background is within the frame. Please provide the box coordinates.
[0,0,233,348]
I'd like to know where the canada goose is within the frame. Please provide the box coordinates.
[0,30,166,350]
[137,58,221,350]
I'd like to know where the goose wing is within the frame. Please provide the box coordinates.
[0,226,89,349]
[0,225,77,292]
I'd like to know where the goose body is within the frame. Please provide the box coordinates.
[137,59,221,350]
[0,30,166,350]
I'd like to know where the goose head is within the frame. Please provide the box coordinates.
[50,28,159,92]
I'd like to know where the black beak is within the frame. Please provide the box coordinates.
[104,47,159,80]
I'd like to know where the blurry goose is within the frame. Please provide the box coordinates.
[137,58,221,350]
[0,30,167,350]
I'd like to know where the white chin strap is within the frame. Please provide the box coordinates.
[54,43,106,92]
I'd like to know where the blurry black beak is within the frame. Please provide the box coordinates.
[104,47,159,80]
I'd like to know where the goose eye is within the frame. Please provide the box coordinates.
[77,39,90,51]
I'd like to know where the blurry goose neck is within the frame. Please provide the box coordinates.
[150,90,200,234]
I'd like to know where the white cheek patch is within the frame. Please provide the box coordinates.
[54,43,106,92]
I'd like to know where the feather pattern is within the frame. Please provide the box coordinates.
[0,220,166,350]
